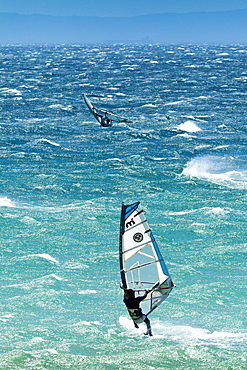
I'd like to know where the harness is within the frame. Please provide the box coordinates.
[128,308,143,320]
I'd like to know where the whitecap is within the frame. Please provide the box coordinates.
[48,104,74,111]
[5,274,63,289]
[185,64,197,68]
[165,100,187,106]
[177,120,202,132]
[48,104,63,109]
[106,158,122,162]
[35,138,60,147]
[0,314,15,322]
[182,155,247,189]
[204,207,230,216]
[176,132,195,139]
[78,289,97,295]
[213,145,229,150]
[142,103,156,108]
[20,216,41,225]
[0,87,22,96]
[46,349,59,355]
[28,253,59,264]
[168,209,198,216]
[194,144,211,150]
[153,157,165,161]
[168,206,230,218]
[28,337,45,345]
[0,196,15,207]
[148,321,247,349]
[64,262,89,269]
[38,273,63,282]
[75,320,97,328]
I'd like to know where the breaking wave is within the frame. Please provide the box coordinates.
[182,155,247,189]
[0,196,15,207]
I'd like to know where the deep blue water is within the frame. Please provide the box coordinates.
[0,44,246,369]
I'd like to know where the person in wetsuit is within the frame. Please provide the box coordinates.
[123,288,153,336]
[92,108,112,127]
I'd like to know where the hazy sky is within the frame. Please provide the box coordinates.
[0,0,247,17]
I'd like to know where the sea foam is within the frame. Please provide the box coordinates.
[0,197,15,207]
[182,155,247,189]
[177,120,202,132]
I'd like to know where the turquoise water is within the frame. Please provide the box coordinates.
[0,44,246,369]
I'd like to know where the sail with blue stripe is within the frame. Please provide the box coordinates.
[119,202,174,316]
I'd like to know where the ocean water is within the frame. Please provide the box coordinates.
[0,44,246,369]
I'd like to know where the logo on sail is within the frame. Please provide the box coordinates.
[133,232,143,242]
[126,218,135,228]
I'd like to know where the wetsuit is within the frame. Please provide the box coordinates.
[123,291,152,335]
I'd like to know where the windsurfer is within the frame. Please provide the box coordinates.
[103,116,112,126]
[123,288,153,336]
[92,108,112,126]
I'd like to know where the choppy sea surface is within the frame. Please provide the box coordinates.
[0,44,247,369]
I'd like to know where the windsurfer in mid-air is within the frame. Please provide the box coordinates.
[123,288,153,336]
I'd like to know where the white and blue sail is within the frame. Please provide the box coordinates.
[119,202,174,316]
[83,93,132,127]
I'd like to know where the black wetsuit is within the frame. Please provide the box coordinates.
[123,291,152,335]
[124,295,145,310]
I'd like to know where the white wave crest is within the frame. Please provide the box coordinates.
[0,87,22,96]
[0,196,15,207]
[35,138,60,147]
[28,253,59,264]
[182,155,247,189]
[177,120,202,132]
[152,322,247,349]
[119,317,247,349]
[78,290,97,295]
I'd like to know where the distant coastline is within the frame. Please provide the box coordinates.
[0,9,246,45]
